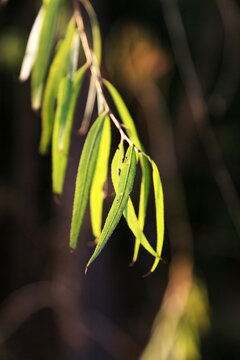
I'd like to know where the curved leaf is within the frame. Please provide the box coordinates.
[19,5,46,81]
[111,146,158,258]
[79,75,97,134]
[52,65,87,195]
[86,145,137,270]
[31,0,61,110]
[61,65,87,154]
[70,113,106,250]
[90,115,111,239]
[40,18,76,154]
[103,79,150,264]
[52,76,73,194]
[150,160,165,273]
[132,154,150,263]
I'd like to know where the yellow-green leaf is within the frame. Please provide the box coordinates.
[52,65,87,195]
[111,146,158,259]
[31,0,61,110]
[86,145,137,270]
[103,79,150,264]
[40,18,76,154]
[19,5,46,81]
[90,115,111,239]
[70,113,106,250]
[132,154,150,263]
[150,160,165,273]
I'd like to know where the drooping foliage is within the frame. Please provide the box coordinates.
[20,0,165,272]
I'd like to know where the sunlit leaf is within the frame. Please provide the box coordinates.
[31,0,61,110]
[52,65,87,195]
[19,5,46,81]
[40,18,76,154]
[79,75,97,135]
[111,145,158,258]
[68,32,80,79]
[70,112,106,250]
[52,76,73,194]
[90,116,111,239]
[86,145,137,270]
[150,160,165,273]
[60,65,87,153]
[103,79,150,264]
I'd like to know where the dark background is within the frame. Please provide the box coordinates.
[0,0,240,359]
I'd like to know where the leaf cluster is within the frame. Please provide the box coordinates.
[20,0,165,273]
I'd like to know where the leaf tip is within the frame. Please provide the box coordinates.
[53,194,61,205]
[142,271,152,278]
[85,266,88,275]
[129,260,135,267]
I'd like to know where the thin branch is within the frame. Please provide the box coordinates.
[73,0,132,146]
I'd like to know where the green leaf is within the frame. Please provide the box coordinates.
[132,154,150,263]
[90,115,111,239]
[150,160,165,273]
[86,145,137,271]
[103,80,140,147]
[19,5,46,81]
[70,113,106,250]
[31,0,61,110]
[111,146,158,259]
[68,33,81,79]
[60,65,87,154]
[79,75,97,135]
[103,79,150,264]
[40,18,76,154]
[52,65,87,195]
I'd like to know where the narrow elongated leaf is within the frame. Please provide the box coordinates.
[86,145,137,270]
[111,146,158,258]
[68,33,80,79]
[19,5,46,81]
[52,76,73,194]
[90,116,111,239]
[31,0,61,110]
[58,77,73,148]
[52,66,87,195]
[103,80,140,147]
[61,65,87,154]
[70,113,106,250]
[111,142,124,193]
[40,18,76,154]
[132,154,150,263]
[104,79,150,263]
[150,160,165,273]
[79,75,97,134]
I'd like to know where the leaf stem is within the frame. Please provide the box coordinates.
[72,0,143,151]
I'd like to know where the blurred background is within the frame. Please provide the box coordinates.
[0,0,240,359]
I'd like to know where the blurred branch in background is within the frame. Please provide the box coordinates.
[160,0,240,239]
[209,0,240,116]
[0,280,139,359]
[141,257,209,360]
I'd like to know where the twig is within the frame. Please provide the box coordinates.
[73,0,132,145]
[160,0,240,238]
